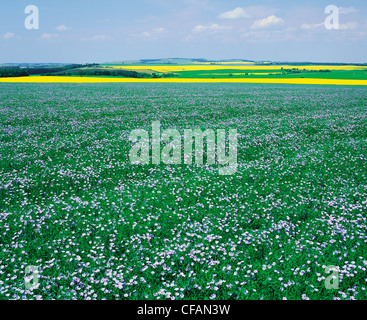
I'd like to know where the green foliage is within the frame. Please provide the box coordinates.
[51,68,175,78]
[26,64,96,75]
[0,67,29,77]
[0,64,100,77]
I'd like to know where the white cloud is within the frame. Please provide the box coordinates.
[138,27,167,38]
[152,27,167,34]
[91,34,112,41]
[218,7,251,19]
[192,24,232,34]
[301,21,357,31]
[301,23,324,30]
[339,22,358,30]
[56,25,72,31]
[3,32,15,40]
[339,7,358,14]
[40,33,59,39]
[250,15,284,30]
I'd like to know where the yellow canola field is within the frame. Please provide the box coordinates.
[198,73,283,75]
[111,65,367,73]
[1,76,367,86]
[197,61,256,65]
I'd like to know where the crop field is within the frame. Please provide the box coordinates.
[2,76,367,86]
[110,64,367,72]
[1,63,367,86]
[1,83,367,300]
[110,64,367,80]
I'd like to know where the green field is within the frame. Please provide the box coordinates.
[1,83,367,300]
[172,68,367,80]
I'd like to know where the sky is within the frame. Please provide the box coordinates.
[1,0,367,63]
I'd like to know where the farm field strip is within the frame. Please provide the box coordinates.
[110,65,367,72]
[1,76,367,85]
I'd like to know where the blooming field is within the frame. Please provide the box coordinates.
[0,83,367,300]
[1,76,367,86]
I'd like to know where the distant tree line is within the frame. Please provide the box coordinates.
[0,67,30,77]
[140,59,175,65]
[28,64,98,75]
[282,68,330,73]
[0,64,99,77]
[52,68,175,78]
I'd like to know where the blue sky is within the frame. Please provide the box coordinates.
[1,0,367,63]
